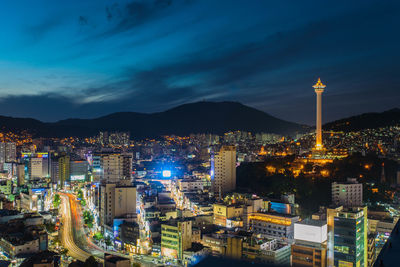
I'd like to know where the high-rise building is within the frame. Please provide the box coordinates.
[70,160,88,182]
[103,154,125,183]
[211,146,236,194]
[313,78,326,150]
[327,206,368,267]
[161,219,192,259]
[50,160,59,185]
[0,143,16,165]
[292,219,327,267]
[100,182,136,227]
[122,154,133,180]
[91,152,131,182]
[58,155,70,188]
[332,178,363,207]
[29,158,44,179]
[17,163,25,186]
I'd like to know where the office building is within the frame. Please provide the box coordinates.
[161,219,192,260]
[0,179,12,196]
[332,178,363,207]
[50,160,59,185]
[327,206,367,267]
[211,146,236,194]
[292,219,327,267]
[58,155,70,188]
[100,183,136,227]
[29,158,44,179]
[17,163,25,186]
[0,143,16,165]
[213,203,244,228]
[102,154,129,183]
[70,160,88,181]
[249,212,300,239]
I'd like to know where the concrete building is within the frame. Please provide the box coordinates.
[249,212,300,240]
[161,220,192,260]
[58,155,70,188]
[292,219,327,267]
[211,146,236,194]
[17,163,25,186]
[0,179,12,196]
[50,160,59,185]
[327,206,367,267]
[332,178,363,207]
[100,183,136,227]
[213,203,244,228]
[0,143,16,165]
[29,158,44,179]
[242,237,291,266]
[70,160,88,181]
[102,154,130,183]
[178,179,204,192]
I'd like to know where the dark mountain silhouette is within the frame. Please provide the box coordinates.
[323,108,400,132]
[0,101,306,139]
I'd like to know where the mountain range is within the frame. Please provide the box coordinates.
[0,101,306,139]
[0,102,398,139]
[323,108,400,132]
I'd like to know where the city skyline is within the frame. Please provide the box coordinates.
[0,2,399,267]
[0,1,398,124]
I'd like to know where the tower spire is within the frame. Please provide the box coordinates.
[313,78,326,150]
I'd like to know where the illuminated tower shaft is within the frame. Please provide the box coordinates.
[313,78,326,149]
[316,90,322,147]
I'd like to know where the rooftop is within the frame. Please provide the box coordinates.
[297,218,326,227]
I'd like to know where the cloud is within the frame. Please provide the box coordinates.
[24,16,64,43]
[99,0,177,37]
[1,1,399,124]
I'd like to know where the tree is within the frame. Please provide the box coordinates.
[105,236,112,247]
[93,232,103,241]
[45,223,56,233]
[77,189,84,199]
[53,194,61,208]
[83,210,94,228]
[60,248,68,255]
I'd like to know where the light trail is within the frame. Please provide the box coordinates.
[59,194,93,262]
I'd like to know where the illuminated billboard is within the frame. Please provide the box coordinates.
[70,175,85,181]
[294,222,327,243]
[21,152,48,158]
[162,170,171,178]
[161,247,177,259]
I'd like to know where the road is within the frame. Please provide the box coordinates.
[60,193,157,266]
[60,194,93,262]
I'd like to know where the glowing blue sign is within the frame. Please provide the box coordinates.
[162,170,171,178]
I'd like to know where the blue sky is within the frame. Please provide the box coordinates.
[0,0,398,124]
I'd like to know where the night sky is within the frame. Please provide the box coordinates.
[0,0,399,124]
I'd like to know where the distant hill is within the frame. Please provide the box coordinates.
[324,108,400,132]
[0,101,307,139]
